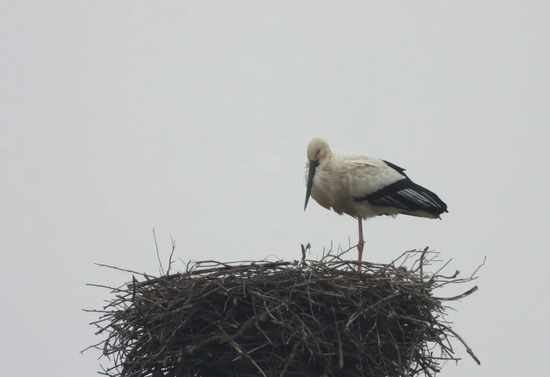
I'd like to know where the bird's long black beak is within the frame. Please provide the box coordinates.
[304,161,318,211]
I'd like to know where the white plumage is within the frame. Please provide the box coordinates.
[303,138,447,267]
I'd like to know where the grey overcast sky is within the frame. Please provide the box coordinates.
[1,1,549,376]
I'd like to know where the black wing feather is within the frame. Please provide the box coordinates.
[381,159,407,176]
[357,178,448,217]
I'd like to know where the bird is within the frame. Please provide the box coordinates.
[303,137,447,268]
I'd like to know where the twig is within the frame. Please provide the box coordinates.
[228,340,268,377]
[470,256,487,279]
[279,341,300,377]
[166,235,176,275]
[300,244,307,266]
[94,263,151,277]
[332,307,344,369]
[440,324,481,365]
[433,286,478,301]
[131,275,137,303]
[153,228,164,276]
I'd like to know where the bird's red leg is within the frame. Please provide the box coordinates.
[357,217,364,271]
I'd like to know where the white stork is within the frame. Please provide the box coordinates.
[304,138,447,267]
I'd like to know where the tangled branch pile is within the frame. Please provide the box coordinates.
[86,248,481,377]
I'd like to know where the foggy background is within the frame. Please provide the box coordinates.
[1,2,549,376]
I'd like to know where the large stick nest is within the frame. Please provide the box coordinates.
[86,247,482,377]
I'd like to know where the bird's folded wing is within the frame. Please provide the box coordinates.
[340,156,447,215]
[341,157,406,197]
[358,178,447,215]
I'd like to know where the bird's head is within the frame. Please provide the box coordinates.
[304,138,332,211]
[306,137,331,163]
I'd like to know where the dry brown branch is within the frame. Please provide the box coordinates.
[85,247,483,377]
[152,228,163,276]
